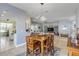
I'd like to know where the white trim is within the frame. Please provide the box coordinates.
[14,34,17,47]
[15,42,26,47]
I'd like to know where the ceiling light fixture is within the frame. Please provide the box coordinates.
[40,3,46,22]
[40,16,46,21]
[35,3,46,22]
[40,3,44,5]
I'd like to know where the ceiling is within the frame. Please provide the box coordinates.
[10,3,79,22]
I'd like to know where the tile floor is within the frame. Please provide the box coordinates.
[54,36,68,56]
[0,37,15,52]
[0,36,68,56]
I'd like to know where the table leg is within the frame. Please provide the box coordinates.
[41,41,44,56]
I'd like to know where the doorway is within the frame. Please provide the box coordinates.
[0,19,16,52]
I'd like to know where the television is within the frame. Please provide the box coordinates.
[47,27,54,32]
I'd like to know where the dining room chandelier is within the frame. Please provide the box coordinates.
[36,3,46,22]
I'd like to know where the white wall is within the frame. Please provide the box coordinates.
[77,10,79,28]
[58,20,71,35]
[0,3,28,46]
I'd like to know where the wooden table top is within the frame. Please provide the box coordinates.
[67,38,79,50]
[26,34,51,42]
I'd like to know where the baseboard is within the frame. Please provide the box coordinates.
[16,43,26,47]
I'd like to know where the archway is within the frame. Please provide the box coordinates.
[0,10,16,52]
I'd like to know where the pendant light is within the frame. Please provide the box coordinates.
[40,3,46,22]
